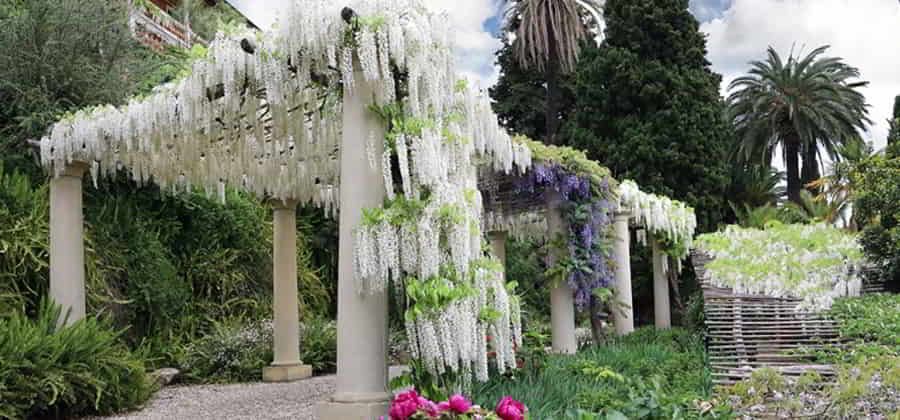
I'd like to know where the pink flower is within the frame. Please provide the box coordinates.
[437,401,451,412]
[495,396,526,420]
[447,394,473,414]
[389,390,422,420]
[417,396,439,417]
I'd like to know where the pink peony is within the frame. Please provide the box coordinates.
[437,401,451,412]
[389,390,422,420]
[417,396,439,417]
[447,394,473,414]
[495,396,526,420]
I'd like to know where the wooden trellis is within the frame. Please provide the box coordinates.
[692,251,841,386]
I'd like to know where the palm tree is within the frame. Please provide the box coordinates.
[727,45,870,204]
[807,138,873,229]
[504,0,602,145]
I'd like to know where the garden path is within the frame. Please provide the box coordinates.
[93,375,335,420]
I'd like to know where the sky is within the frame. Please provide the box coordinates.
[227,0,900,149]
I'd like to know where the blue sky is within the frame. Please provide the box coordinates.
[228,0,900,149]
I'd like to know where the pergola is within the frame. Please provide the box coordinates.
[479,149,698,350]
[37,1,696,418]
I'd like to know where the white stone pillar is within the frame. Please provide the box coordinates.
[612,212,634,335]
[263,199,312,382]
[547,194,576,354]
[651,235,671,329]
[488,231,508,278]
[49,162,88,326]
[317,68,390,419]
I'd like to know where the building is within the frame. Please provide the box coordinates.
[130,0,212,50]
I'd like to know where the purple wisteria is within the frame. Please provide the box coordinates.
[515,163,616,309]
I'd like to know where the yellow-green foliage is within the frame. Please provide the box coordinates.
[515,136,618,195]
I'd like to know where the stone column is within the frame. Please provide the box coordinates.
[547,194,576,354]
[49,161,89,326]
[263,199,313,382]
[651,236,671,329]
[612,212,634,335]
[317,69,390,419]
[488,231,508,278]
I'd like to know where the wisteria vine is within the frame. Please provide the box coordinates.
[511,139,617,309]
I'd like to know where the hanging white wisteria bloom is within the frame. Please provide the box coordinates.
[617,179,697,272]
[40,0,532,386]
[695,223,865,311]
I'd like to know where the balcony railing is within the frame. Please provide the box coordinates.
[130,4,207,50]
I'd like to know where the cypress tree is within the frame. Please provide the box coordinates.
[564,0,731,232]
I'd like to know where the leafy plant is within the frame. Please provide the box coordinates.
[0,301,153,419]
[179,317,337,383]
[470,328,717,418]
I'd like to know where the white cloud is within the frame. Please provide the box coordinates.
[225,0,502,88]
[701,0,900,150]
[420,0,503,88]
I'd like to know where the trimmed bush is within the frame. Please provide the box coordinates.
[0,302,153,419]
[180,317,337,383]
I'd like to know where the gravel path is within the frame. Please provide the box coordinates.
[95,375,335,420]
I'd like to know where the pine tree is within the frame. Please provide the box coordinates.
[563,0,731,232]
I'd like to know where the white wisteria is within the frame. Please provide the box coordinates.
[483,210,549,241]
[39,0,530,209]
[695,223,865,311]
[617,179,697,271]
[40,0,531,385]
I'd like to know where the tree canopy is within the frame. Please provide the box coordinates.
[563,0,731,233]
[727,46,870,204]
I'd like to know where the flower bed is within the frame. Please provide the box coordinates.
[387,389,527,420]
[695,223,864,310]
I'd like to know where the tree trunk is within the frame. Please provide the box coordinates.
[801,144,821,195]
[544,65,561,145]
[785,138,802,204]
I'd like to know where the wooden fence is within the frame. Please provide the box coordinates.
[692,251,841,386]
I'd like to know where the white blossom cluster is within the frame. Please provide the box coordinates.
[40,0,529,211]
[617,179,697,271]
[483,210,550,241]
[403,263,521,382]
[696,223,864,311]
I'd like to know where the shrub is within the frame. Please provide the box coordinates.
[852,155,900,288]
[180,317,337,383]
[830,294,900,347]
[470,327,721,418]
[0,302,153,419]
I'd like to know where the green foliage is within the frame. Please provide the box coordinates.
[490,36,576,142]
[0,165,49,316]
[830,294,900,352]
[505,238,550,322]
[887,95,900,157]
[0,302,153,419]
[0,0,165,176]
[470,327,723,418]
[852,155,900,286]
[167,0,245,41]
[564,0,731,233]
[179,317,336,383]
